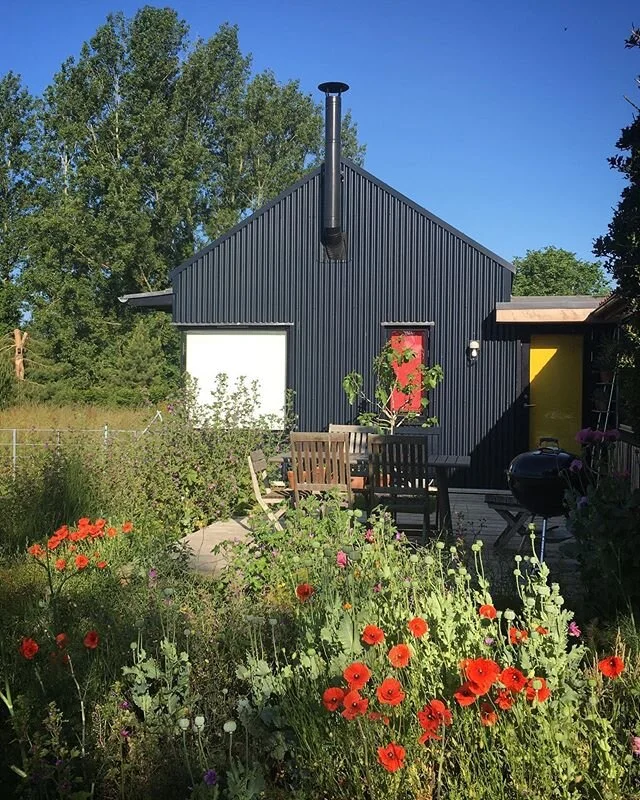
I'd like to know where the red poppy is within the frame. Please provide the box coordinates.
[96,560,107,569]
[377,678,405,706]
[122,521,133,533]
[95,518,106,529]
[480,702,498,726]
[509,627,529,645]
[19,637,39,660]
[535,625,549,635]
[368,712,390,725]
[47,535,63,550]
[495,689,514,710]
[407,617,429,638]
[75,554,90,570]
[54,525,69,539]
[54,558,66,571]
[322,686,346,712]
[55,633,69,649]
[465,658,500,695]
[89,525,104,539]
[388,644,411,668]
[342,690,369,720]
[525,677,551,703]
[598,655,625,679]
[377,742,406,772]
[77,517,91,527]
[479,604,497,620]
[362,625,385,646]
[418,729,442,743]
[417,699,453,733]
[454,682,478,706]
[27,543,44,557]
[295,583,314,602]
[499,666,527,694]
[83,630,99,649]
[106,526,118,538]
[343,662,372,690]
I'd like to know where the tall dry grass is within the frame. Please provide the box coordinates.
[0,403,157,432]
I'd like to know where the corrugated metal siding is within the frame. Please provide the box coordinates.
[173,162,521,488]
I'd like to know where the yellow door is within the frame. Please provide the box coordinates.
[529,334,583,451]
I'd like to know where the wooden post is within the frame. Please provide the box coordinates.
[13,329,28,380]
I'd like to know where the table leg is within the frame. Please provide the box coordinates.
[435,467,452,535]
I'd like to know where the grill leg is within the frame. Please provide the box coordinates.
[539,517,548,563]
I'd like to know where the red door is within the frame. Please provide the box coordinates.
[390,331,425,413]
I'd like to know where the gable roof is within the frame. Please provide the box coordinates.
[169,159,514,280]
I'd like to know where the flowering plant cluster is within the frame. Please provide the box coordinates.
[19,629,100,661]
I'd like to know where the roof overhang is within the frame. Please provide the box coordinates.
[496,295,603,323]
[586,292,631,323]
[118,289,174,309]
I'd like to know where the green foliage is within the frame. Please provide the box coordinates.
[512,246,609,296]
[343,341,444,433]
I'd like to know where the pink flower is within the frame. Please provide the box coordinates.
[631,736,640,758]
[568,621,581,637]
[336,551,348,568]
[364,529,375,543]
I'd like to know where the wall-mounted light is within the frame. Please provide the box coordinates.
[468,339,480,362]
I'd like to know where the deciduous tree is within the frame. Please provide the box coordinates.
[512,246,609,296]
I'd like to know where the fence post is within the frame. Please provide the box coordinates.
[12,428,17,481]
[104,424,108,447]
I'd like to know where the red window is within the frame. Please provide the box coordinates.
[389,330,427,413]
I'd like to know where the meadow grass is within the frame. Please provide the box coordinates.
[0,403,157,432]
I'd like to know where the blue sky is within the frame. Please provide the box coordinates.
[2,0,638,265]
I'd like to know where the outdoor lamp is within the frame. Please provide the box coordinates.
[468,340,480,362]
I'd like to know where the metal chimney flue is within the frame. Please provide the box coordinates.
[318,81,349,260]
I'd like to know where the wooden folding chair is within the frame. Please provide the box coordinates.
[247,450,290,530]
[367,434,434,541]
[289,432,353,507]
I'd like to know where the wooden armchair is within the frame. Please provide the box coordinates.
[289,432,353,507]
[247,449,290,530]
[367,434,434,541]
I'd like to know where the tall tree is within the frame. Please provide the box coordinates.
[0,72,36,331]
[512,246,609,296]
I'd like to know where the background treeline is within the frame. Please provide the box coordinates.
[0,5,364,406]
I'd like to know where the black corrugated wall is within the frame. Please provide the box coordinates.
[172,162,522,488]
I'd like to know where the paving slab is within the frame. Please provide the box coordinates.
[182,517,252,576]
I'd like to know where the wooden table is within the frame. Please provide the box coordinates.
[430,455,472,535]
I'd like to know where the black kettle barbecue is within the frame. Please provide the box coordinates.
[506,438,579,561]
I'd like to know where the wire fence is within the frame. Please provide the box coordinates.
[0,412,163,479]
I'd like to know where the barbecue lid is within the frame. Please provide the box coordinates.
[507,438,577,480]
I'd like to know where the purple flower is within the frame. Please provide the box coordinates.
[373,583,382,593]
[120,728,131,738]
[119,700,131,710]
[631,737,640,758]
[364,529,375,543]
[203,769,218,786]
[569,459,583,472]
[568,621,581,637]
[576,428,596,446]
[395,531,404,541]
[577,496,589,510]
[336,551,348,569]
[604,429,621,442]
[484,637,495,646]
[148,568,158,580]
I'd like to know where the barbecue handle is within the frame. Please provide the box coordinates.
[523,403,536,407]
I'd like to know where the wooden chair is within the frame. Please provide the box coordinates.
[368,434,434,541]
[289,432,353,507]
[328,424,378,491]
[247,450,290,530]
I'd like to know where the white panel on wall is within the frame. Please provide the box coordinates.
[185,330,287,423]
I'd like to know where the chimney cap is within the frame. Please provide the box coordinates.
[318,81,349,95]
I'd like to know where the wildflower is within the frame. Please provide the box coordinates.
[364,529,375,543]
[336,550,348,568]
[54,525,69,539]
[368,711,390,724]
[535,625,549,635]
[480,702,498,726]
[454,682,478,706]
[203,769,218,786]
[322,687,346,712]
[54,558,66,571]
[499,666,527,694]
[27,544,44,558]
[77,517,91,527]
[362,625,385,646]
[576,428,596,446]
[407,617,429,638]
[377,678,405,706]
[479,604,497,620]
[75,554,90,570]
[122,521,134,533]
[466,658,501,695]
[120,728,130,738]
[47,535,63,550]
[598,655,625,679]
[96,560,107,569]
[377,742,406,772]
[508,627,528,645]
[604,429,620,442]
[569,458,583,472]
[568,621,581,637]
[148,568,158,581]
[343,662,372,690]
[631,736,640,758]
[417,699,452,736]
[19,638,39,660]
[373,583,382,593]
[55,633,69,649]
[484,637,495,646]
[495,689,514,710]
[343,602,352,611]
[388,644,411,668]
[295,583,314,602]
[577,496,588,509]
[119,700,131,710]
[106,527,118,538]
[342,690,369,720]
[83,630,100,649]
[525,677,551,703]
